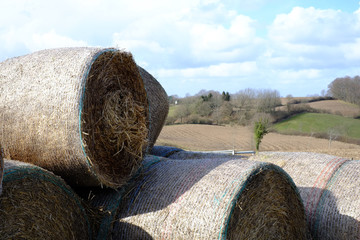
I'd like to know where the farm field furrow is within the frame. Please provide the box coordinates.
[156,124,360,160]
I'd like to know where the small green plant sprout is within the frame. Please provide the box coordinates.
[254,118,269,152]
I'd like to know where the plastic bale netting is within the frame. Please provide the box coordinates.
[0,159,93,239]
[0,47,148,188]
[150,145,184,157]
[166,150,246,160]
[138,66,169,152]
[80,155,308,240]
[250,152,360,240]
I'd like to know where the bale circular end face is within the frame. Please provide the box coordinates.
[0,160,91,239]
[81,50,149,188]
[226,167,307,240]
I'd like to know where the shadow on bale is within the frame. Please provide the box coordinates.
[115,222,153,240]
[300,187,360,240]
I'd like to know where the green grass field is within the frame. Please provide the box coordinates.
[168,105,176,117]
[273,113,360,139]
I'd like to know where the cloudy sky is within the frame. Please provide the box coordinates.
[1,0,360,97]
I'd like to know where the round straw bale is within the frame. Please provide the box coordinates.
[150,145,184,157]
[0,159,92,239]
[83,155,307,239]
[138,66,169,152]
[0,47,148,187]
[250,152,360,240]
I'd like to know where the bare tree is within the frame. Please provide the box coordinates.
[196,100,212,117]
[256,89,282,113]
[218,101,233,123]
[286,94,293,112]
[328,76,360,105]
[233,88,256,123]
[174,104,190,123]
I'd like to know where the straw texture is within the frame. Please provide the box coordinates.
[150,145,184,157]
[0,47,148,187]
[138,66,169,152]
[83,155,307,240]
[250,152,360,240]
[0,159,92,239]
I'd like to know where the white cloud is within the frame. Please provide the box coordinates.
[29,30,88,51]
[189,15,262,62]
[269,7,360,45]
[156,61,257,78]
[221,0,273,11]
[0,0,200,55]
[113,37,167,54]
[341,38,360,60]
[112,5,263,68]
[1,1,360,97]
[0,27,87,58]
[277,69,321,82]
[266,6,360,70]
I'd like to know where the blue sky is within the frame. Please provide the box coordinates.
[1,0,360,97]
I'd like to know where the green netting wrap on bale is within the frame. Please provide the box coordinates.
[166,150,246,160]
[138,66,169,152]
[82,155,307,240]
[250,152,360,240]
[75,155,163,240]
[0,47,149,188]
[150,145,184,157]
[0,159,92,239]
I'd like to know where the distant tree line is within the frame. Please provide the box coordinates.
[166,88,281,126]
[328,76,360,106]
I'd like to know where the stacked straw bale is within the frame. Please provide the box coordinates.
[82,155,308,239]
[0,159,92,239]
[250,152,360,240]
[0,47,149,188]
[138,67,169,152]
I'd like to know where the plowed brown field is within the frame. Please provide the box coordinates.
[156,124,360,159]
[308,100,360,117]
[277,99,360,117]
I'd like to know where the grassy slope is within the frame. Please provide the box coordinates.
[273,113,360,139]
[168,105,176,117]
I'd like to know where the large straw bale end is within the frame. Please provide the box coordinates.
[0,47,149,188]
[0,159,92,239]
